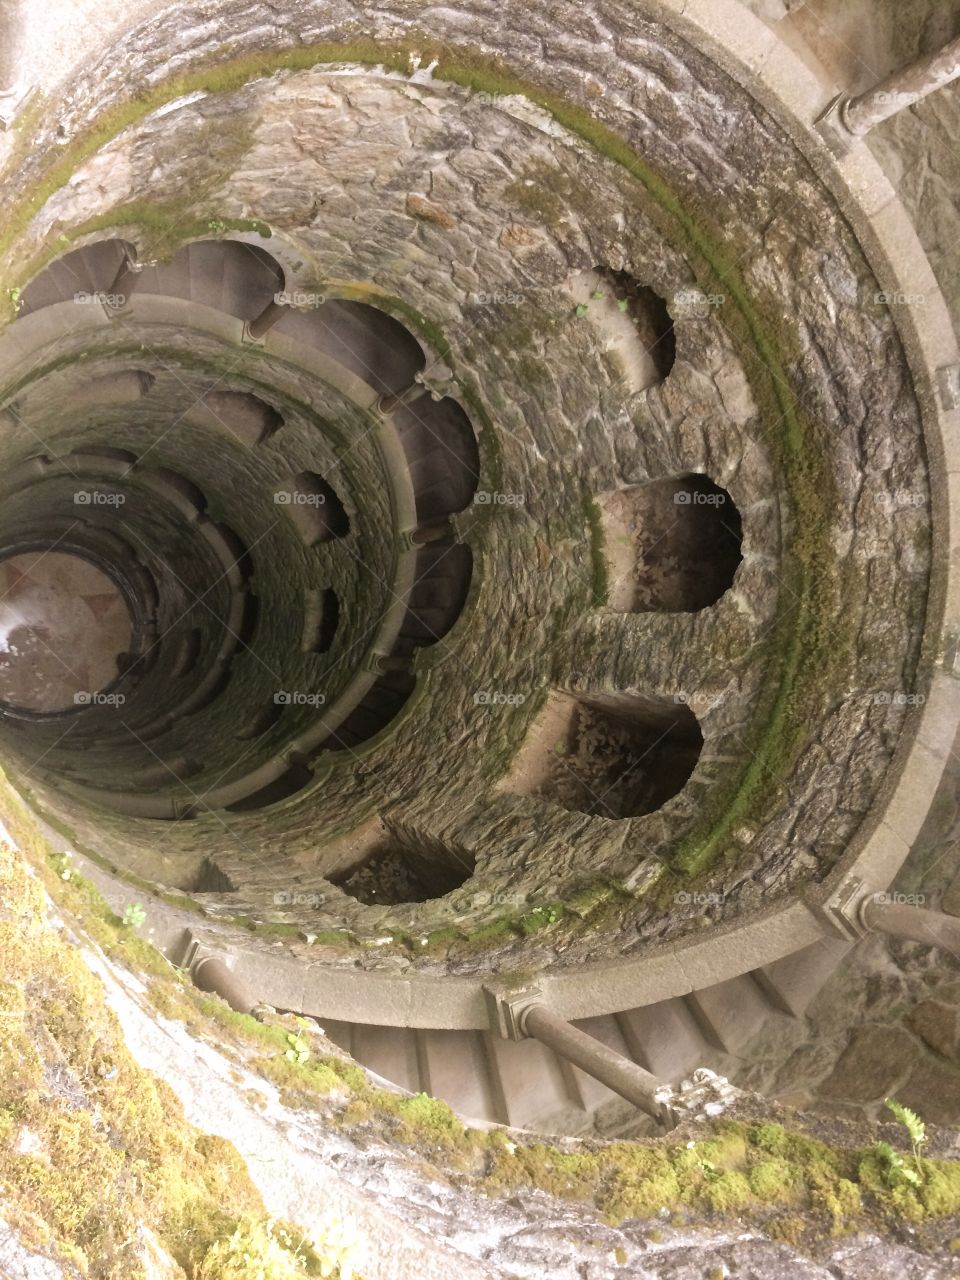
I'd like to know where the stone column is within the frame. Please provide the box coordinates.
[817,35,960,153]
[0,0,29,128]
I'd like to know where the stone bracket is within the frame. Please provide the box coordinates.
[814,93,856,157]
[817,876,872,939]
[483,981,543,1041]
[178,928,215,970]
[241,321,267,346]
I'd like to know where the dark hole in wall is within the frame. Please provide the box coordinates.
[599,267,676,381]
[524,693,703,819]
[280,472,350,544]
[331,831,476,904]
[393,395,481,522]
[323,670,416,751]
[600,473,743,613]
[187,389,283,446]
[236,592,259,647]
[185,857,237,894]
[400,542,473,645]
[313,586,340,655]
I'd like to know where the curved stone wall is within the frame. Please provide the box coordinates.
[0,0,953,997]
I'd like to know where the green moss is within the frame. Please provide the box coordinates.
[31,765,960,1256]
[583,495,608,607]
[0,806,280,1276]
[767,1214,808,1245]
[748,1157,801,1200]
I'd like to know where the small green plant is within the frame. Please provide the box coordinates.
[311,1215,361,1279]
[198,1217,310,1279]
[616,298,629,313]
[590,289,604,300]
[574,302,589,317]
[871,1140,920,1189]
[698,1157,722,1183]
[883,1098,927,1183]
[207,218,227,233]
[121,902,146,928]
[284,1016,313,1064]
[6,287,21,306]
[528,906,558,924]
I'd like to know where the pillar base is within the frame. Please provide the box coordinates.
[484,981,543,1041]
[814,93,858,157]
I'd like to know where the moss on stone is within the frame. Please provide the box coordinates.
[0,804,288,1276]
[583,495,609,608]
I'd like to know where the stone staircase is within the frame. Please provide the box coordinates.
[317,939,851,1134]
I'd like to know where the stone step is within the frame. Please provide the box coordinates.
[616,997,711,1080]
[685,973,772,1054]
[753,939,853,1017]
[352,1023,420,1094]
[483,1031,576,1129]
[21,240,128,313]
[274,300,422,396]
[417,1029,497,1123]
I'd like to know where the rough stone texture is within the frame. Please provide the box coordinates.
[0,7,933,971]
[85,926,960,1279]
[0,1220,75,1280]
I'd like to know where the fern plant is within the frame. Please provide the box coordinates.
[871,1140,920,1188]
[879,1098,927,1186]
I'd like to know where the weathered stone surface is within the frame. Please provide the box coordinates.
[815,1026,917,1102]
[0,8,931,972]
[906,999,960,1060]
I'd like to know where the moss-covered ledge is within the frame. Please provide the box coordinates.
[3,769,960,1277]
[0,799,356,1278]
